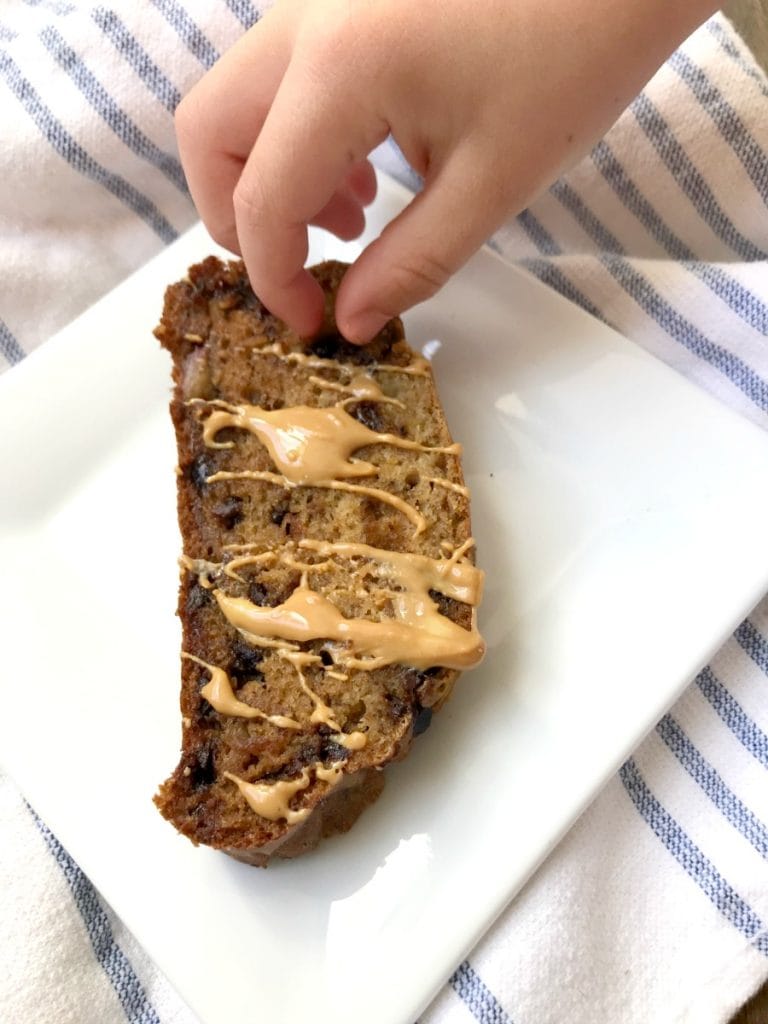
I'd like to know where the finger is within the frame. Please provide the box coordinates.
[344,159,377,206]
[335,150,505,342]
[310,190,366,240]
[306,167,372,239]
[175,6,297,251]
[233,57,388,336]
[201,176,370,256]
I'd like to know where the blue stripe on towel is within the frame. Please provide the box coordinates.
[516,209,560,256]
[150,0,219,69]
[620,758,768,955]
[551,179,620,250]
[39,25,188,193]
[707,20,768,100]
[734,619,768,677]
[669,50,768,203]
[599,252,768,413]
[92,7,181,114]
[450,960,514,1024]
[590,140,768,335]
[23,0,75,13]
[0,319,26,365]
[515,210,606,317]
[657,715,768,859]
[519,257,604,321]
[29,808,162,1024]
[0,48,177,243]
[696,666,768,769]
[224,0,259,29]
[551,182,768,414]
[631,94,765,262]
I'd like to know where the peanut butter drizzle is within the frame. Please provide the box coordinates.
[179,554,219,587]
[298,538,483,606]
[315,762,345,784]
[207,468,428,536]
[182,653,301,729]
[223,770,312,825]
[223,551,277,582]
[255,343,431,379]
[426,476,470,497]
[197,400,460,483]
[223,761,346,825]
[308,372,404,408]
[279,648,367,750]
[211,552,484,670]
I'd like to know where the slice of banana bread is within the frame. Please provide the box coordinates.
[154,257,484,865]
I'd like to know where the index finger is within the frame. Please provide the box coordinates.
[233,55,388,335]
[174,10,295,255]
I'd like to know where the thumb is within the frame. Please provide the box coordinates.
[335,152,506,343]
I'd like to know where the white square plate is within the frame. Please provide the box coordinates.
[3,173,768,1024]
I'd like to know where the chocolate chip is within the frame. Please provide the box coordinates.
[185,582,211,613]
[247,581,270,607]
[228,639,264,686]
[212,496,244,529]
[412,705,433,736]
[285,737,325,774]
[320,738,348,763]
[309,333,374,365]
[186,453,214,493]
[309,333,342,360]
[188,743,216,790]
[429,589,460,619]
[351,401,384,433]
[270,503,288,526]
[385,693,409,719]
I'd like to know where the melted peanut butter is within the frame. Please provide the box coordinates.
[256,344,431,379]
[223,770,312,825]
[179,554,219,587]
[376,356,431,377]
[316,760,345,783]
[427,476,470,497]
[308,372,404,408]
[223,551,277,582]
[223,761,346,824]
[182,653,301,729]
[298,538,484,606]
[207,468,428,536]
[280,648,367,750]
[197,401,459,484]
[212,570,484,671]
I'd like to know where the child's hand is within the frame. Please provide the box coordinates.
[176,0,716,341]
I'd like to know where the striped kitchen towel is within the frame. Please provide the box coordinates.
[1,4,767,1023]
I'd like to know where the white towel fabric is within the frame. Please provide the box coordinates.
[1,4,767,1023]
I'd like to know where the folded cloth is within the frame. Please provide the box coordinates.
[1,4,767,1023]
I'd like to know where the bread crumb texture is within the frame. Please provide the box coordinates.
[153,257,484,866]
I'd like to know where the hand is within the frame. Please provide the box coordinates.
[176,0,717,342]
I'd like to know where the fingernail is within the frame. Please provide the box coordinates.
[342,310,388,345]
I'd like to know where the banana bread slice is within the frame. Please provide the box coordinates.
[154,257,484,865]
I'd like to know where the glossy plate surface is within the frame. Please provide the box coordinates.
[3,174,768,1024]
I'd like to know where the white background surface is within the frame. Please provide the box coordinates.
[2,175,768,1024]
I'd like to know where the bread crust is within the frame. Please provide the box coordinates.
[153,257,479,864]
